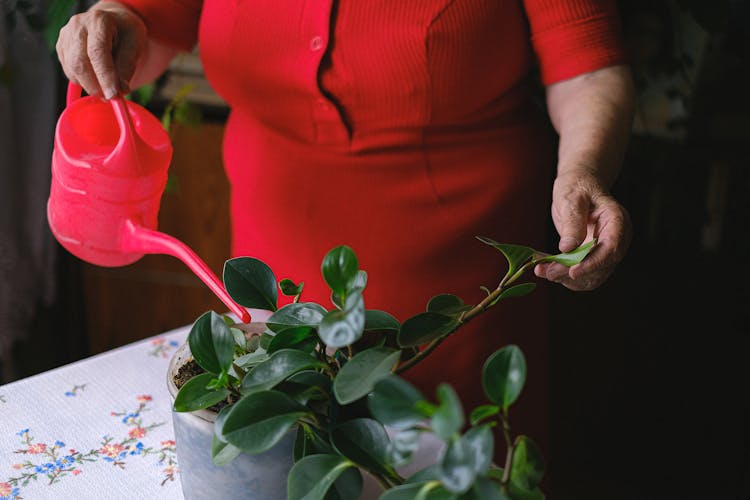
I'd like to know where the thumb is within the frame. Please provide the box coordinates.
[554,193,590,253]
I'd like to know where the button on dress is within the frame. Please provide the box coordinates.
[119,0,625,456]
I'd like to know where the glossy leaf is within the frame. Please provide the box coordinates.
[213,404,233,443]
[482,345,526,409]
[427,294,471,315]
[439,437,476,494]
[280,278,304,297]
[267,326,317,353]
[537,239,596,267]
[469,405,500,426]
[369,375,426,430]
[322,245,359,295]
[476,237,534,276]
[230,327,246,348]
[334,347,400,404]
[431,384,465,441]
[318,292,365,348]
[221,391,309,454]
[491,283,536,306]
[241,349,326,395]
[380,482,457,500]
[462,426,494,475]
[364,310,400,332]
[287,454,360,500]
[224,257,278,311]
[267,302,327,332]
[406,465,441,484]
[509,436,545,492]
[173,372,229,412]
[330,418,393,477]
[289,370,331,392]
[188,311,235,375]
[387,429,420,467]
[398,313,459,347]
[211,434,242,466]
[459,478,508,500]
[506,483,545,500]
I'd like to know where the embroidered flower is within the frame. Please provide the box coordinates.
[55,455,76,469]
[160,440,176,447]
[128,427,147,439]
[72,469,82,476]
[55,440,66,448]
[169,340,179,347]
[15,429,29,437]
[0,483,11,496]
[64,391,75,397]
[151,338,165,346]
[128,442,145,455]
[28,443,47,454]
[121,413,139,424]
[11,464,23,470]
[163,465,178,475]
[34,463,56,474]
[136,395,152,403]
[99,443,125,458]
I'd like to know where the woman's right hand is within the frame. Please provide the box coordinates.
[56,2,147,100]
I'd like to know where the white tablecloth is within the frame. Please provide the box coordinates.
[0,325,191,500]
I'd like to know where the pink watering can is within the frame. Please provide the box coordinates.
[47,82,251,324]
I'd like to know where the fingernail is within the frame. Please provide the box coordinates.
[103,87,117,100]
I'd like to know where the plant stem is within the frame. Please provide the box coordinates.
[396,260,537,374]
[500,409,514,485]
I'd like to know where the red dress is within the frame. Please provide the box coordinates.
[118,0,624,455]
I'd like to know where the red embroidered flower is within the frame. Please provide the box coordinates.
[99,443,125,457]
[28,443,47,454]
[136,395,152,403]
[161,440,176,447]
[0,482,11,496]
[128,427,147,439]
[151,338,165,345]
[73,469,82,476]
[163,465,177,475]
[11,463,23,470]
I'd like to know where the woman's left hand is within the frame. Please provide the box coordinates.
[534,168,632,291]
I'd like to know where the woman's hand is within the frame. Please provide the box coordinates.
[56,2,147,99]
[535,64,635,291]
[534,169,632,291]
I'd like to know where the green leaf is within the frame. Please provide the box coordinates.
[427,294,472,315]
[321,245,359,295]
[188,311,235,374]
[364,310,400,332]
[288,454,361,500]
[509,436,545,492]
[221,391,309,454]
[294,423,334,461]
[280,278,305,297]
[318,292,365,348]
[406,465,441,483]
[267,326,317,353]
[482,345,526,410]
[398,313,459,347]
[267,303,327,332]
[462,426,493,475]
[174,99,202,128]
[506,483,545,500]
[368,375,426,430]
[476,237,534,276]
[333,347,401,404]
[537,239,596,267]
[224,257,278,311]
[431,384,464,441]
[387,429,420,467]
[469,405,500,426]
[241,349,326,395]
[230,327,246,348]
[213,404,233,443]
[211,434,242,466]
[44,0,76,50]
[439,436,476,494]
[330,418,394,478]
[491,283,536,306]
[459,478,508,500]
[130,83,155,107]
[173,372,229,412]
[380,482,457,500]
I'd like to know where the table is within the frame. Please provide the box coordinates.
[0,324,191,500]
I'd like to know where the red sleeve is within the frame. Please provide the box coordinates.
[107,0,203,52]
[522,0,626,85]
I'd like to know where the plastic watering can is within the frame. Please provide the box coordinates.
[47,82,250,323]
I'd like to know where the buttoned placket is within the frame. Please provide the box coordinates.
[301,0,350,146]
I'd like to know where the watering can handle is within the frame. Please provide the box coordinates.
[66,81,147,176]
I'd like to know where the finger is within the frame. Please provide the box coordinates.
[569,204,630,281]
[113,23,145,94]
[68,27,103,98]
[553,190,590,253]
[87,11,119,99]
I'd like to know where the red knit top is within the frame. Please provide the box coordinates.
[118,0,625,447]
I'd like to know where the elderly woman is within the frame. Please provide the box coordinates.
[56,0,634,457]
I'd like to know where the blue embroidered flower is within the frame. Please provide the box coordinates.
[121,412,140,424]
[15,429,29,437]
[128,442,145,455]
[55,440,66,448]
[34,463,56,473]
[169,340,179,347]
[0,486,21,499]
[55,455,76,469]
[64,391,75,397]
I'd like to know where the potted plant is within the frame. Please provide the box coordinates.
[167,236,595,499]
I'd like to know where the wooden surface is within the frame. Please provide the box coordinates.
[82,121,232,355]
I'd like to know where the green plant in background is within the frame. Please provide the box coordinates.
[173,236,595,499]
